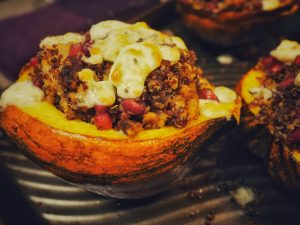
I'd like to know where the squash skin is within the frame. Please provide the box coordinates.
[237,71,300,192]
[0,104,238,198]
[176,1,298,46]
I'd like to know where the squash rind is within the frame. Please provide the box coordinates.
[0,105,237,185]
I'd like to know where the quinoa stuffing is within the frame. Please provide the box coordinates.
[247,40,300,149]
[23,20,237,136]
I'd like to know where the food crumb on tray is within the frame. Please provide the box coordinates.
[230,186,256,207]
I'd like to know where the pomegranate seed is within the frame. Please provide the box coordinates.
[199,88,219,101]
[261,56,276,68]
[95,105,108,113]
[94,112,112,130]
[121,99,145,115]
[268,63,283,75]
[33,79,43,88]
[206,2,218,11]
[288,127,300,144]
[278,76,295,88]
[30,57,38,66]
[296,107,300,116]
[83,40,92,57]
[293,55,300,66]
[69,43,83,57]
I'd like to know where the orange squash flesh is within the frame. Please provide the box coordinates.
[1,105,233,185]
[237,69,300,192]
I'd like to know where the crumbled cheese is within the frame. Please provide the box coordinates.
[249,86,272,100]
[77,69,115,107]
[199,99,234,120]
[217,54,233,65]
[0,81,44,111]
[214,86,237,103]
[262,0,280,11]
[294,73,300,87]
[271,40,300,64]
[40,33,85,47]
[230,187,255,207]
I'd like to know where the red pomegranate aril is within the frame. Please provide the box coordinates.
[296,108,300,117]
[199,88,219,101]
[121,99,145,115]
[269,63,283,75]
[69,43,83,57]
[261,56,276,68]
[33,79,43,88]
[288,127,300,143]
[293,55,300,66]
[206,2,218,11]
[95,105,108,113]
[278,76,295,88]
[94,112,112,130]
[30,57,38,66]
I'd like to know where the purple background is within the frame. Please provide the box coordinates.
[0,0,160,81]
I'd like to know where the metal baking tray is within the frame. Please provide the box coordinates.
[1,1,300,225]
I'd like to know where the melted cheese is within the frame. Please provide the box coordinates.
[0,80,44,111]
[249,86,273,100]
[40,33,85,47]
[90,20,132,40]
[89,20,186,63]
[199,99,235,120]
[77,69,115,107]
[82,47,103,64]
[87,20,186,98]
[262,0,280,11]
[271,39,300,64]
[241,70,265,105]
[38,20,187,101]
[198,86,237,120]
[214,86,237,103]
[109,43,162,98]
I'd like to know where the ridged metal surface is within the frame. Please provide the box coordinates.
[1,4,300,225]
[1,129,300,225]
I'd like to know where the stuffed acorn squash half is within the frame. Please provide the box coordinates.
[237,40,300,192]
[0,20,240,198]
[177,0,298,46]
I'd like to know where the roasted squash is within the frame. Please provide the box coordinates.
[0,20,241,198]
[237,40,300,192]
[177,0,298,46]
[0,70,240,198]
